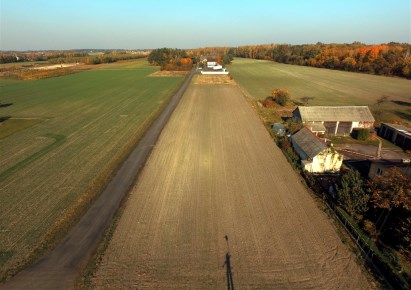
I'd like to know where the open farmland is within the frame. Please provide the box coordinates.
[92,82,371,289]
[0,59,184,279]
[229,58,411,124]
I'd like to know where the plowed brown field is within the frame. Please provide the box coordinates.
[92,84,371,289]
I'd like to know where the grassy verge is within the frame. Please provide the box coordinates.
[75,190,127,289]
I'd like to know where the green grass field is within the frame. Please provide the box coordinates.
[0,58,184,279]
[229,58,411,124]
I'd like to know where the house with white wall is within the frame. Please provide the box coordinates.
[290,127,343,173]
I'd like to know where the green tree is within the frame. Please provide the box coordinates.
[337,169,369,220]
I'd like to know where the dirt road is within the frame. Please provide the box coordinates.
[0,72,195,290]
[92,83,371,289]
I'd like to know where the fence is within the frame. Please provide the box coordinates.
[325,199,408,290]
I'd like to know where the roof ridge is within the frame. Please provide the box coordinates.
[302,127,327,145]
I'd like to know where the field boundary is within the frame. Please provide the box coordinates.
[0,70,195,289]
[327,202,409,289]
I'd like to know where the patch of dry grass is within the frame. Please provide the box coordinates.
[149,70,188,77]
[192,74,235,85]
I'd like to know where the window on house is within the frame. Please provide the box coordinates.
[376,168,383,176]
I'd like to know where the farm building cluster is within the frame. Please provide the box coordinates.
[278,105,410,175]
[199,59,229,75]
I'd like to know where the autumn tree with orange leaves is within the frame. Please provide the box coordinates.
[229,42,411,78]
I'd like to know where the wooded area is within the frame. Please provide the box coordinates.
[234,42,411,78]
[190,43,411,79]
[148,48,193,71]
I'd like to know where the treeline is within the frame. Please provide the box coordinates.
[233,42,411,78]
[148,48,193,71]
[49,53,146,65]
[188,47,234,65]
[0,50,148,65]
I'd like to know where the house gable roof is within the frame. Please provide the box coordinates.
[291,127,327,159]
[294,106,375,122]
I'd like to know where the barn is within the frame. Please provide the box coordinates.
[378,123,411,150]
[290,127,343,173]
[292,106,375,136]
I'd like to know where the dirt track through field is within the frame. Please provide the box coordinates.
[0,72,194,290]
[92,83,371,289]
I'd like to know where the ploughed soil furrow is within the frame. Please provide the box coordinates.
[92,83,371,289]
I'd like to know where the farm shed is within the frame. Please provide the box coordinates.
[290,127,343,173]
[368,159,411,178]
[271,123,286,136]
[292,106,375,136]
[345,159,411,179]
[378,123,411,151]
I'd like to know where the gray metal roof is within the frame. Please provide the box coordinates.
[382,123,411,134]
[305,123,326,132]
[291,127,327,158]
[296,106,375,122]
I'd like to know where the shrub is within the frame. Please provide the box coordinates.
[262,97,276,107]
[271,89,290,106]
[356,128,370,140]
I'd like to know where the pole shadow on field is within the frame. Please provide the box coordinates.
[223,235,235,290]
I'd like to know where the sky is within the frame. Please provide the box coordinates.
[0,0,410,51]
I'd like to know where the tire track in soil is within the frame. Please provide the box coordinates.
[92,83,372,289]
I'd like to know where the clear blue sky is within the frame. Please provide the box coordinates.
[1,0,410,51]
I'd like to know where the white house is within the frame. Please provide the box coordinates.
[290,127,343,173]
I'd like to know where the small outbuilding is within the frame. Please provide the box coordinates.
[345,159,411,179]
[271,123,286,136]
[292,106,375,136]
[378,123,411,151]
[290,127,343,173]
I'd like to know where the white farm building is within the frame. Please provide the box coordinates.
[292,106,375,136]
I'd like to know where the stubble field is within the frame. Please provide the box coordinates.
[0,59,184,279]
[92,81,371,289]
